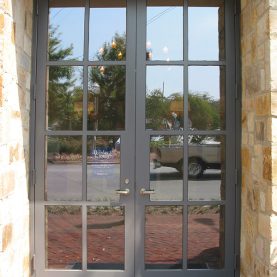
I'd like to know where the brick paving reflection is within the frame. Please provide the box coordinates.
[47,210,221,269]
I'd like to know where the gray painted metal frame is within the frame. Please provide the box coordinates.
[31,0,240,276]
[135,0,237,276]
[34,0,136,276]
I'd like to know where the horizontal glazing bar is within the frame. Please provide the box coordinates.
[46,61,127,66]
[141,200,225,205]
[187,200,225,206]
[43,202,127,206]
[146,61,184,66]
[188,61,226,66]
[188,130,226,135]
[47,61,86,66]
[46,131,125,136]
[146,130,226,136]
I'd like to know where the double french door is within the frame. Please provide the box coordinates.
[34,0,238,276]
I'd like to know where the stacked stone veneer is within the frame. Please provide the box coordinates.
[0,0,32,276]
[240,0,277,276]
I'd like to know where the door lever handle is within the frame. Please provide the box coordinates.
[116,188,130,195]
[140,188,155,195]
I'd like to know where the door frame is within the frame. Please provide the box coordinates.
[29,0,242,276]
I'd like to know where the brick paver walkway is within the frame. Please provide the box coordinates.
[47,211,222,269]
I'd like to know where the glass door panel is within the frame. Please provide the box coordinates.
[36,0,237,276]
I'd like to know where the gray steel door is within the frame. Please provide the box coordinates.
[34,0,238,276]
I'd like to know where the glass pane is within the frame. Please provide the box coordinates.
[87,206,125,269]
[88,66,125,130]
[47,66,83,131]
[188,66,225,130]
[146,66,183,130]
[188,135,225,201]
[87,136,120,203]
[188,205,225,269]
[46,206,82,269]
[147,0,183,61]
[145,206,183,269]
[150,136,183,201]
[89,0,126,61]
[48,1,85,61]
[46,136,82,201]
[188,0,225,60]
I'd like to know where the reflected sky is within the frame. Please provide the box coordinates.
[189,66,220,100]
[49,4,222,100]
[147,6,183,61]
[49,7,85,60]
[189,7,221,60]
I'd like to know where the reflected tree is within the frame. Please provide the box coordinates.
[88,33,126,130]
[188,93,220,130]
[48,26,83,130]
[146,89,170,130]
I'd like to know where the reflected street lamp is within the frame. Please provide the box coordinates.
[91,82,100,156]
[91,82,100,131]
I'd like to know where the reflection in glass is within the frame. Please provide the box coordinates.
[146,66,183,130]
[46,136,82,201]
[188,1,225,60]
[47,66,83,130]
[48,1,85,61]
[145,206,183,269]
[88,66,125,130]
[46,206,82,269]
[150,136,183,201]
[89,0,126,61]
[87,136,120,203]
[87,206,125,269]
[188,66,225,130]
[188,135,225,201]
[188,205,225,269]
[147,0,183,61]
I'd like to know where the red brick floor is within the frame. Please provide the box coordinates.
[47,211,222,269]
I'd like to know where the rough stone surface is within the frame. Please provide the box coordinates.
[0,0,32,276]
[241,0,277,276]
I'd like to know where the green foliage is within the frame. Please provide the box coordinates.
[188,93,220,130]
[88,34,126,130]
[94,33,126,61]
[48,137,82,154]
[48,26,83,130]
[146,89,170,130]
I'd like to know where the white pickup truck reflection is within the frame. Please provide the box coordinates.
[151,136,222,178]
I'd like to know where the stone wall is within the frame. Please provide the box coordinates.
[240,0,277,276]
[0,0,32,276]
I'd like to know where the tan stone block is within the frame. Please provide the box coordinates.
[242,148,252,174]
[272,146,277,183]
[0,14,4,33]
[263,146,272,181]
[273,186,277,213]
[9,143,20,163]
[249,133,254,146]
[272,93,277,116]
[260,190,266,212]
[255,94,271,116]
[0,168,15,198]
[247,112,255,132]
[256,120,265,142]
[258,213,271,239]
[11,21,15,45]
[1,224,13,252]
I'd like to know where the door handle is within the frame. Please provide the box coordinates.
[116,188,130,195]
[140,188,155,195]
